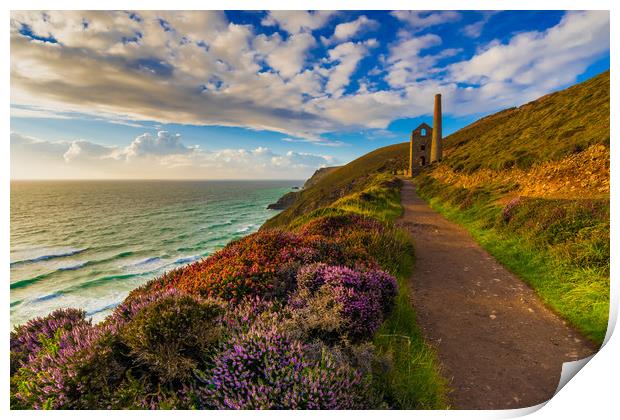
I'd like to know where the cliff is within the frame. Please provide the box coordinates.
[266,191,297,210]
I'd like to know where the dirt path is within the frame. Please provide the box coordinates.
[397,180,598,409]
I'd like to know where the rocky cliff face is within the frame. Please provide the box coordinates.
[266,191,298,210]
[266,166,341,211]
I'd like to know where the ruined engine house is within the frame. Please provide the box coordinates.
[408,94,443,176]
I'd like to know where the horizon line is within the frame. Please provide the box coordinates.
[10,178,308,182]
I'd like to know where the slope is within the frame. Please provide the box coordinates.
[263,142,409,228]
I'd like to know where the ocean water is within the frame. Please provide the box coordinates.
[10,180,301,327]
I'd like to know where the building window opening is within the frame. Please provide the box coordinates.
[421,128,427,136]
[420,156,426,166]
[420,144,425,151]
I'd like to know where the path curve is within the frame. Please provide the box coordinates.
[397,179,598,409]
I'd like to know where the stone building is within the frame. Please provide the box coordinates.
[408,94,442,176]
[408,122,433,175]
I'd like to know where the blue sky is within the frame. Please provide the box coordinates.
[10,10,610,179]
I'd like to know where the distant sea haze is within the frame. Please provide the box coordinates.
[10,180,301,326]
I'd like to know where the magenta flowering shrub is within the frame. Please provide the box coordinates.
[10,308,90,375]
[200,326,307,409]
[221,296,285,336]
[108,287,182,327]
[294,264,397,341]
[195,325,371,409]
[11,322,124,409]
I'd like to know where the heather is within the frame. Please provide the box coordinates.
[10,308,90,375]
[292,264,397,341]
[277,174,448,408]
[140,229,374,301]
[199,323,375,409]
[11,285,391,409]
[11,170,449,409]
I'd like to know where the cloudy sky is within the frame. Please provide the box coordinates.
[10,10,610,179]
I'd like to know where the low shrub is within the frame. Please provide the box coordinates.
[120,294,224,382]
[143,230,373,302]
[296,213,384,238]
[10,308,90,375]
[11,323,125,409]
[293,264,397,341]
[106,287,181,328]
[194,325,373,409]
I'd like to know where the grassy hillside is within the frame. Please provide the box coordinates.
[416,71,610,344]
[302,166,340,189]
[442,70,609,173]
[263,142,408,228]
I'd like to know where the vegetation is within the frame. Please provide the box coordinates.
[416,71,610,344]
[416,177,609,344]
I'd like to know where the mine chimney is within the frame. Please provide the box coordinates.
[408,130,414,177]
[430,93,442,163]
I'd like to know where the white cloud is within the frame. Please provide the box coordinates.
[447,10,610,114]
[281,137,346,147]
[254,32,316,79]
[385,33,453,88]
[261,11,336,34]
[324,39,378,96]
[9,10,610,142]
[63,140,116,162]
[123,131,188,159]
[323,15,378,44]
[11,131,335,179]
[461,11,497,38]
[391,11,461,30]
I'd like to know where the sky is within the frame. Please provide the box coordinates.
[10,10,610,180]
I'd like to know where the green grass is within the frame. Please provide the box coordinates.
[283,173,448,409]
[372,236,448,409]
[416,175,609,344]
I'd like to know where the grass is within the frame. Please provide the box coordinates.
[416,175,609,344]
[284,172,448,409]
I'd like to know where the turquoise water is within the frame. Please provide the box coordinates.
[10,180,301,327]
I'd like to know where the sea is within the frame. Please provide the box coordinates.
[10,180,301,327]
